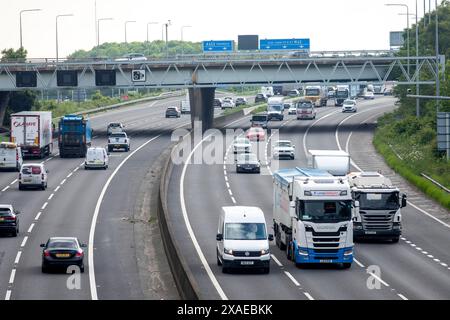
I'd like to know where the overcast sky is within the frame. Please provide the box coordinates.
[0,0,433,58]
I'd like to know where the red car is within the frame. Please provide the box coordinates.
[246,127,266,141]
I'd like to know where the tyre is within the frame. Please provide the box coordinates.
[263,266,270,274]
[342,263,352,269]
[80,264,85,273]
[11,228,18,237]
[84,166,88,170]
[41,264,48,273]
[18,183,23,191]
[217,250,222,266]
[391,236,400,243]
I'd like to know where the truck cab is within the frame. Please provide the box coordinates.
[304,86,327,107]
[273,168,354,269]
[348,172,407,243]
[58,115,92,158]
[267,97,285,121]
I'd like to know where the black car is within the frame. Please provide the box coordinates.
[254,94,267,103]
[165,107,181,118]
[235,97,247,106]
[0,205,20,237]
[41,237,86,273]
[213,98,223,108]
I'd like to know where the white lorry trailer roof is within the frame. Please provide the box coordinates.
[274,167,332,188]
[348,172,397,190]
[309,150,349,157]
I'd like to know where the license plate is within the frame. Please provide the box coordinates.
[365,231,377,235]
[55,253,70,258]
[319,260,333,263]
[24,179,31,182]
[115,145,121,148]
[241,261,254,265]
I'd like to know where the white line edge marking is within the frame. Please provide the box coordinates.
[89,120,189,300]
[5,290,11,300]
[353,258,366,268]
[27,224,35,233]
[21,236,28,247]
[271,254,283,267]
[284,271,300,286]
[398,293,408,300]
[8,269,16,284]
[14,252,21,264]
[304,292,315,300]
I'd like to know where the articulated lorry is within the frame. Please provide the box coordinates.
[335,85,350,106]
[273,167,354,268]
[348,172,407,243]
[58,115,92,158]
[10,111,53,158]
[304,85,327,107]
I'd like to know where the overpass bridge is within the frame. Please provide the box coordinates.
[0,53,441,131]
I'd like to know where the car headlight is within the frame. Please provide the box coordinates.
[261,249,269,255]
[224,248,233,255]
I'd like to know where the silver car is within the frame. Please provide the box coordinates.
[342,100,357,113]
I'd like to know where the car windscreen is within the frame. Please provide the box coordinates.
[356,192,400,210]
[235,138,250,144]
[268,105,283,111]
[336,91,349,98]
[22,166,41,174]
[108,123,121,128]
[47,240,78,249]
[343,101,355,106]
[298,200,352,222]
[225,223,267,240]
[276,142,291,147]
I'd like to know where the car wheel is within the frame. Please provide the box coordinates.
[80,264,85,273]
[18,183,23,190]
[41,264,48,273]
[217,250,222,266]
[391,237,400,243]
[342,263,352,269]
[263,266,270,274]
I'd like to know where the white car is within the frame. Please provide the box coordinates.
[273,140,295,160]
[363,91,375,100]
[0,142,23,171]
[288,105,297,115]
[216,206,273,274]
[342,100,358,113]
[288,89,300,97]
[107,122,125,135]
[222,99,235,109]
[108,132,131,152]
[233,138,251,154]
[19,163,48,190]
[85,147,109,170]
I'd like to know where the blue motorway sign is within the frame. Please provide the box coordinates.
[259,38,310,50]
[202,40,234,52]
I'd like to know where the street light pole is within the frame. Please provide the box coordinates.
[56,14,74,63]
[385,4,410,76]
[124,20,136,43]
[415,0,420,118]
[19,9,41,48]
[435,0,440,114]
[180,25,192,57]
[164,20,171,58]
[97,18,113,47]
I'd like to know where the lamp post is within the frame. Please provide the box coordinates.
[19,8,41,48]
[435,0,440,113]
[56,14,74,63]
[97,18,113,47]
[163,20,171,58]
[180,25,192,57]
[124,20,136,43]
[386,3,410,76]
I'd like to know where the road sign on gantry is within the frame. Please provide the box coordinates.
[202,40,234,52]
[259,38,310,50]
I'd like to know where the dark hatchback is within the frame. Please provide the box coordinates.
[255,94,267,103]
[41,237,86,273]
[0,206,20,237]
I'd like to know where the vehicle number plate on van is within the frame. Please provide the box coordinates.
[320,260,333,263]
[24,179,31,182]
[241,261,254,265]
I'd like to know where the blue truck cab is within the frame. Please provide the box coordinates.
[58,115,92,158]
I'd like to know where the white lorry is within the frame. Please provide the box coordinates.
[273,167,354,268]
[308,150,350,176]
[267,96,285,121]
[10,111,53,158]
[181,90,191,114]
[348,172,407,243]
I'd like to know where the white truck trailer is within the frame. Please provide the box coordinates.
[273,167,354,268]
[10,111,53,158]
[308,150,350,176]
[348,172,407,243]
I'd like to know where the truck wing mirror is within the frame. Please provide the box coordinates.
[216,234,223,241]
[401,194,407,208]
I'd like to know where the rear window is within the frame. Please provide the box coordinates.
[108,123,121,128]
[111,133,126,138]
[22,166,41,174]
[47,240,78,249]
[0,208,12,216]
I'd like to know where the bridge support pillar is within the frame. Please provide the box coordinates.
[189,87,215,133]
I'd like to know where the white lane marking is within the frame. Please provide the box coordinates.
[422,251,428,255]
[302,110,340,157]
[367,271,390,287]
[5,290,11,300]
[224,176,228,182]
[54,186,60,192]
[226,182,230,189]
[415,247,422,251]
[271,254,283,267]
[180,133,228,301]
[10,179,17,185]
[67,172,73,178]
[405,241,412,244]
[60,179,66,185]
[433,258,441,262]
[304,292,315,300]
[21,236,28,247]
[230,196,237,204]
[284,271,300,286]
[427,255,434,258]
[1,186,9,192]
[89,120,190,300]
[41,202,48,210]
[410,243,416,247]
[48,194,54,200]
[27,224,35,233]
[441,263,448,267]
[35,212,42,220]
[228,189,233,197]
[398,293,408,300]
[14,252,21,264]
[9,269,16,284]
[353,258,366,268]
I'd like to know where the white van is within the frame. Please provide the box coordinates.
[216,206,273,274]
[85,147,109,170]
[0,142,23,171]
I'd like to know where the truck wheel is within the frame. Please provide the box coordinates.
[391,237,400,243]
[342,263,352,269]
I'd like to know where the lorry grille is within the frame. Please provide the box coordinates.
[313,243,339,248]
[313,249,339,254]
[361,211,395,230]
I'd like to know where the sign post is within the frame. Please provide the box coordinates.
[437,112,450,160]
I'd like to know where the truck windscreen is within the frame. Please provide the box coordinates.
[298,200,352,222]
[305,89,320,96]
[268,105,283,112]
[357,192,399,210]
[252,116,268,122]
[336,91,349,98]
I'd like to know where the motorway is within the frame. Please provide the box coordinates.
[0,94,232,300]
[167,96,450,300]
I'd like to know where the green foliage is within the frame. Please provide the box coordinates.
[0,47,27,62]
[68,40,202,59]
